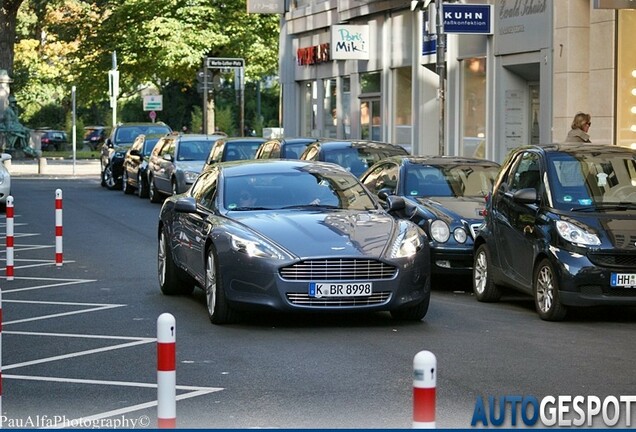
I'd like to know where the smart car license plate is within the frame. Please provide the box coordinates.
[309,282,372,298]
[610,273,636,288]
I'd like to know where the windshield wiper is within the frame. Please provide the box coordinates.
[232,206,270,211]
[279,204,341,210]
[571,202,636,211]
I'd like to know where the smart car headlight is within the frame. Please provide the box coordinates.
[556,220,600,246]
[388,224,423,258]
[229,233,287,259]
[430,220,450,243]
[184,171,199,183]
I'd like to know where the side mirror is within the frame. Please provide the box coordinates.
[513,187,538,204]
[377,188,395,201]
[105,138,114,148]
[385,195,406,212]
[129,149,141,157]
[174,196,197,213]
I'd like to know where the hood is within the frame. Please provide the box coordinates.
[231,210,397,258]
[177,160,206,173]
[414,196,487,223]
[561,211,636,251]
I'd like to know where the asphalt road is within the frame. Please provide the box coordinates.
[2,177,635,429]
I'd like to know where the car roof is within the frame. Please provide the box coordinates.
[518,143,635,155]
[207,158,349,177]
[309,139,407,150]
[385,155,501,167]
[175,133,224,141]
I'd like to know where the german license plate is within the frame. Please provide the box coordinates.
[309,282,372,298]
[610,273,636,288]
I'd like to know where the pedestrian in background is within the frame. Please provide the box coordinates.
[564,112,592,143]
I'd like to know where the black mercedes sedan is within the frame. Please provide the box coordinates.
[473,144,636,321]
[158,159,431,324]
[360,155,500,276]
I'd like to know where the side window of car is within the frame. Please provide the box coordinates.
[361,165,385,194]
[303,146,319,160]
[509,152,541,192]
[209,142,224,163]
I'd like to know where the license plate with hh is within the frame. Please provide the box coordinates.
[610,273,636,288]
[309,282,373,298]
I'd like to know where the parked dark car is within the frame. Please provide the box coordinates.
[100,122,172,189]
[158,159,431,324]
[299,140,409,177]
[83,126,108,150]
[147,133,224,202]
[360,155,500,276]
[205,137,267,165]
[254,137,317,160]
[473,144,636,321]
[38,130,68,151]
[122,133,165,198]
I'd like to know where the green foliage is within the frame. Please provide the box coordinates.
[215,106,235,136]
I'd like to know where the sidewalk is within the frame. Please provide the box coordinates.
[5,158,101,177]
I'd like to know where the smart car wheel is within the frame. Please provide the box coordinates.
[158,230,193,295]
[534,258,567,321]
[473,244,502,302]
[122,171,133,194]
[171,179,178,196]
[205,247,234,325]
[102,164,117,190]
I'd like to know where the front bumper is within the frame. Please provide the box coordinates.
[550,248,636,307]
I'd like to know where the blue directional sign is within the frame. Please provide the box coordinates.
[442,3,493,34]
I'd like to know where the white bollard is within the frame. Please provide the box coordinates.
[413,350,436,428]
[157,313,176,428]
[55,189,63,266]
[0,288,3,419]
[6,196,14,280]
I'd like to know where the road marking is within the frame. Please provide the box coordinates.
[4,330,152,341]
[1,278,97,293]
[4,374,223,391]
[2,299,124,325]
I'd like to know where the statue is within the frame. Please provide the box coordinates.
[0,96,38,158]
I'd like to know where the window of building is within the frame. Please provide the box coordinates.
[393,67,412,150]
[300,81,318,137]
[323,78,337,138]
[343,77,351,139]
[460,58,486,158]
[617,9,636,150]
[360,72,381,140]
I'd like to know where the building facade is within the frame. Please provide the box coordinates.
[278,0,636,163]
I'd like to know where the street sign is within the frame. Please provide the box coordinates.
[206,57,245,69]
[442,3,493,34]
[149,111,157,121]
[143,95,163,111]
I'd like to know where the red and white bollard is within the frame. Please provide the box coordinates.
[157,313,176,428]
[413,350,436,428]
[5,195,14,280]
[55,189,63,266]
[0,288,3,418]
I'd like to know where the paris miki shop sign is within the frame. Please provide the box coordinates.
[297,25,370,66]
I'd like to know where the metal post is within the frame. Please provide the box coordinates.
[71,86,76,174]
[202,58,208,134]
[435,0,445,156]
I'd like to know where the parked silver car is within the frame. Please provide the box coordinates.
[147,133,223,202]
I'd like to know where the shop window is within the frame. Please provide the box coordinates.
[617,10,636,150]
[323,78,337,138]
[393,67,412,151]
[460,58,486,158]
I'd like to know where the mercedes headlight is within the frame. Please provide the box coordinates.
[556,220,600,246]
[453,227,467,244]
[229,233,287,259]
[388,224,423,258]
[184,171,199,183]
[430,220,450,243]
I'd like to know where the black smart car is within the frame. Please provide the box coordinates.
[473,144,636,321]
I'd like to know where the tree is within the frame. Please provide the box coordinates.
[0,0,26,74]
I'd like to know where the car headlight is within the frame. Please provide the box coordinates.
[388,224,423,258]
[430,220,450,243]
[556,220,600,246]
[229,233,287,259]
[453,227,467,244]
[184,171,199,183]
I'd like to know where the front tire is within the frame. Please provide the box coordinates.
[473,244,502,302]
[138,173,149,198]
[534,259,567,321]
[391,295,430,321]
[122,170,134,194]
[102,163,118,190]
[158,229,194,295]
[149,175,162,203]
[205,246,235,324]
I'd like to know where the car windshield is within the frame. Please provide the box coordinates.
[142,138,161,156]
[224,142,262,161]
[546,151,636,210]
[114,125,171,145]
[224,170,377,211]
[404,164,499,198]
[177,140,214,161]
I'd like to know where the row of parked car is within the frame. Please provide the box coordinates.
[100,122,636,323]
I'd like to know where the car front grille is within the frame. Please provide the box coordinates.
[286,291,392,307]
[279,259,397,281]
[587,252,636,269]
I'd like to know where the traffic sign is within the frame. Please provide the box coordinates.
[143,95,163,111]
[149,111,157,121]
[206,57,245,69]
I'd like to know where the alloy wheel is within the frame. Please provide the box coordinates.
[205,251,217,317]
